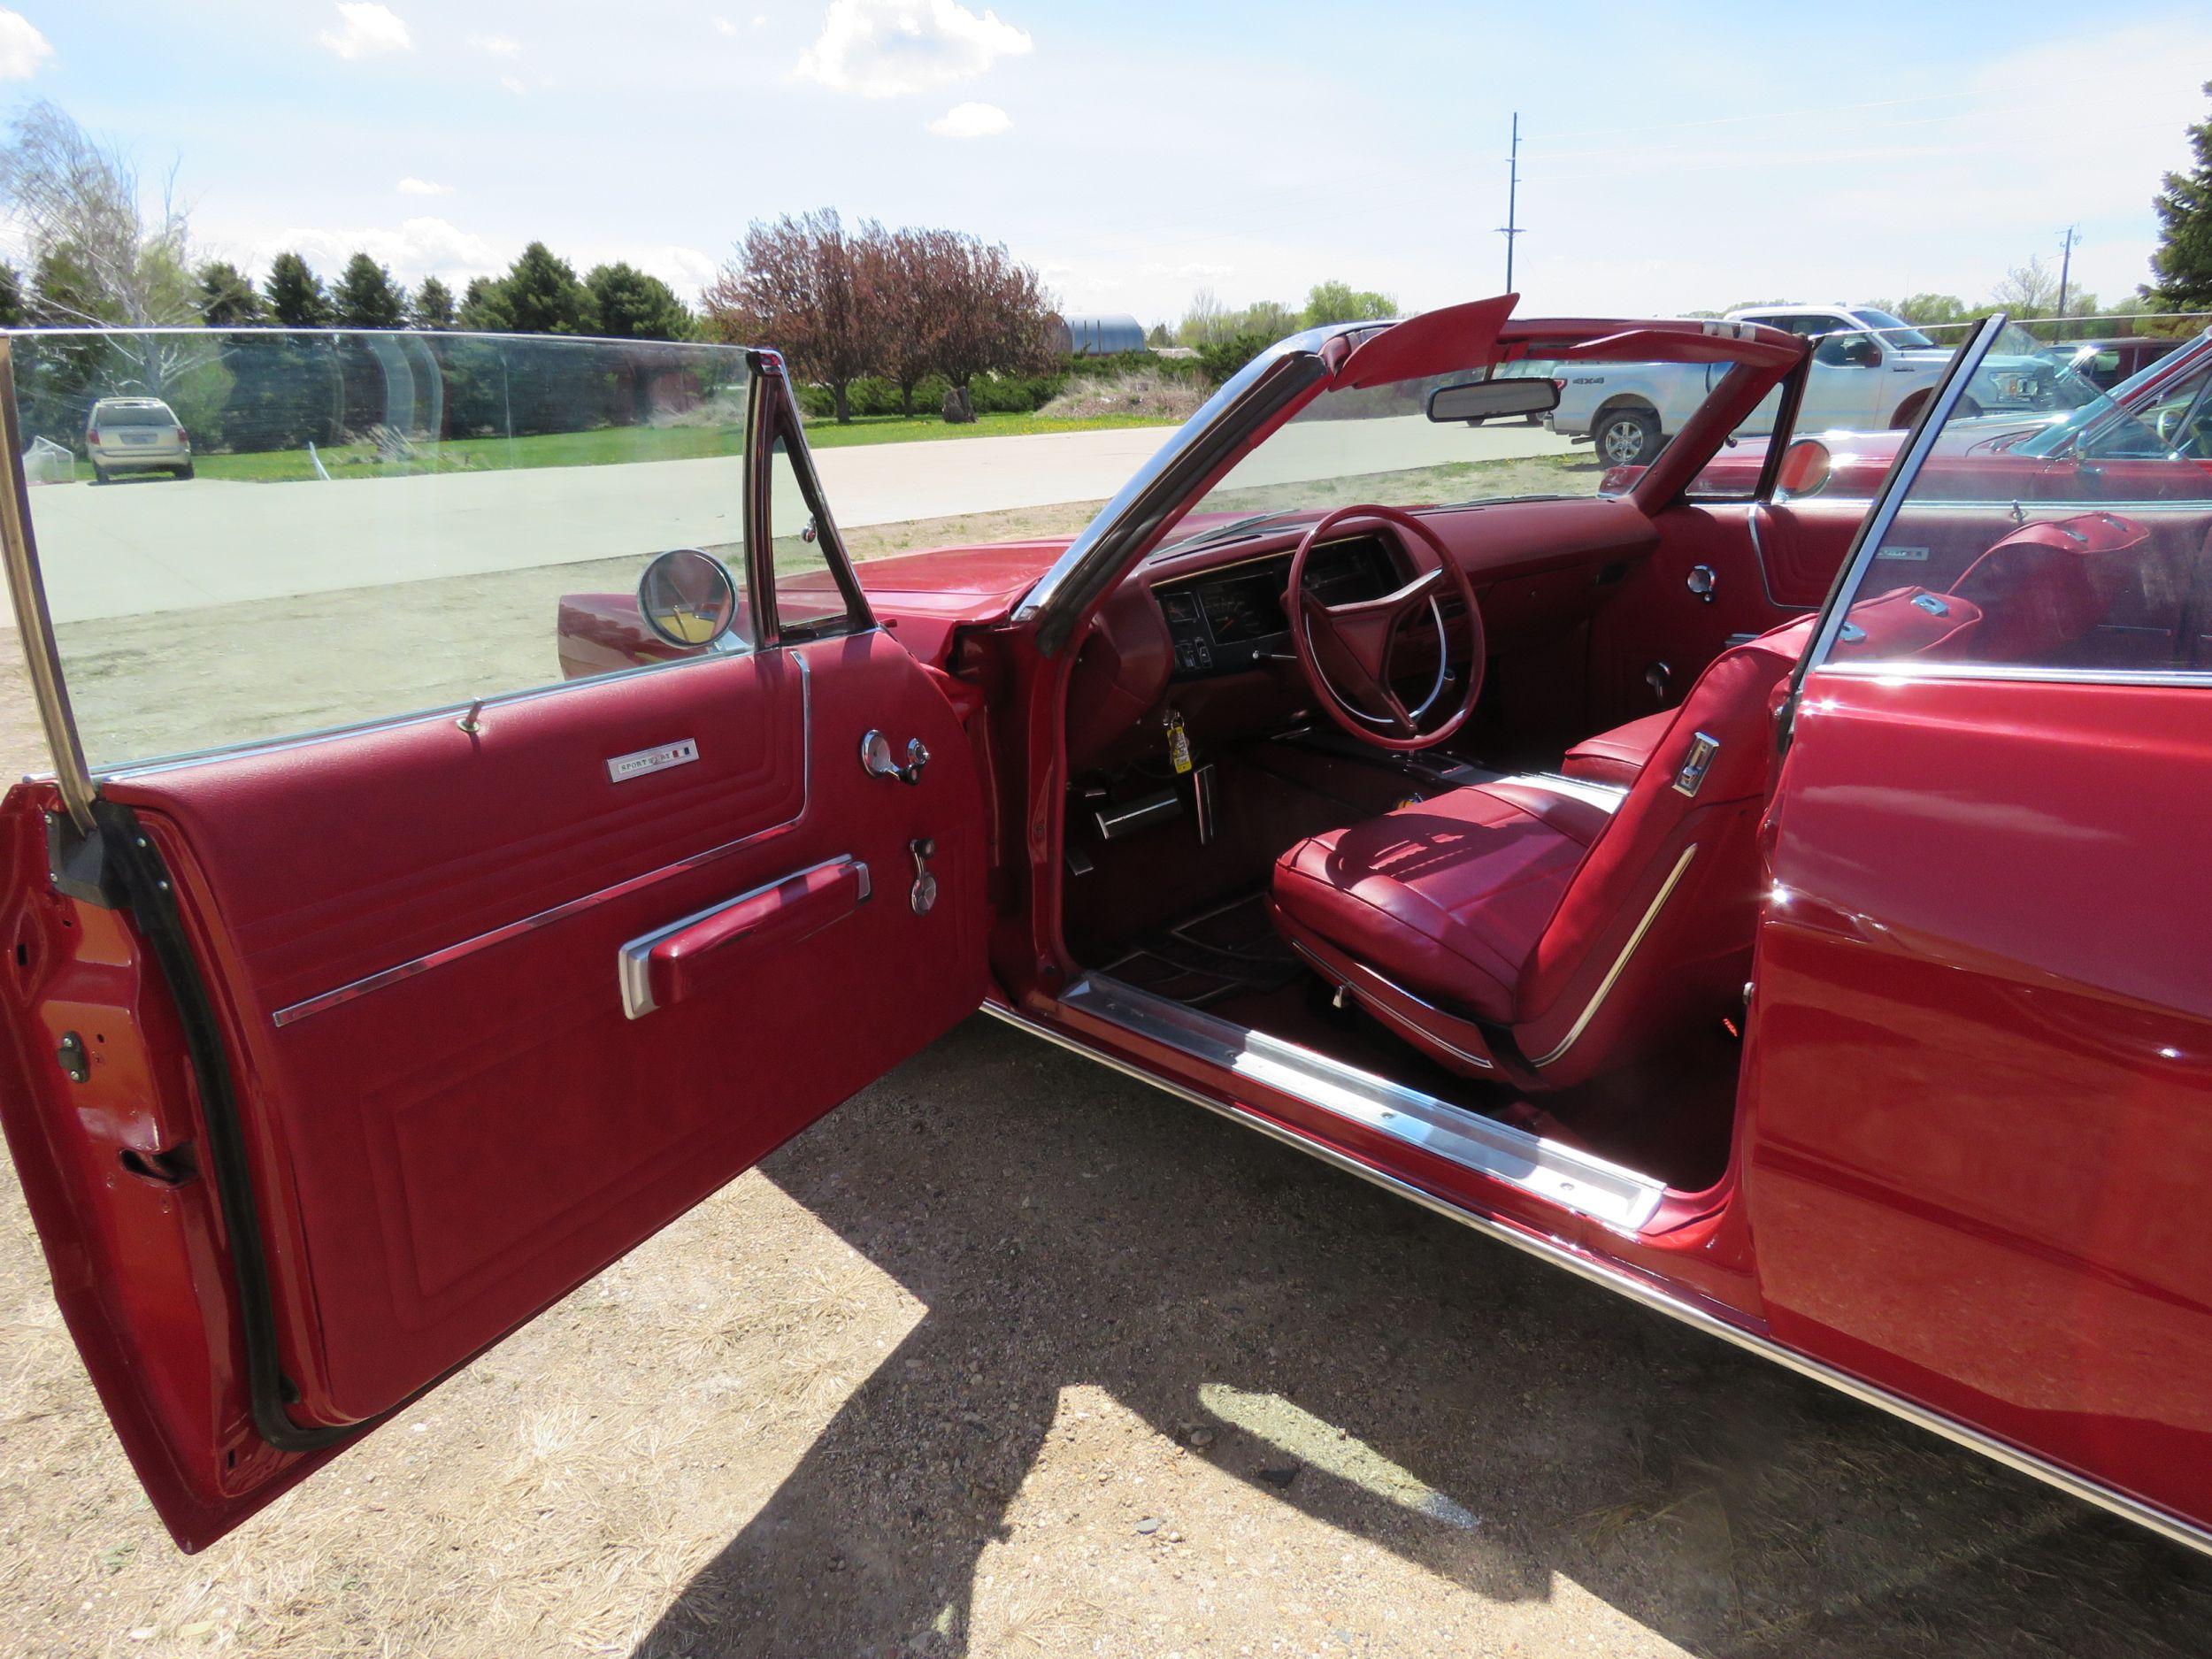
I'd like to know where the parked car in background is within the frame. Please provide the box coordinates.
[84,396,194,484]
[1547,303,2097,465]
[1673,326,2212,499]
[2035,334,2183,391]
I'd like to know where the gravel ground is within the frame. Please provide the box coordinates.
[5,1016,2212,1657]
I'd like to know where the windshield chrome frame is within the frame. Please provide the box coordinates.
[1015,322,1379,655]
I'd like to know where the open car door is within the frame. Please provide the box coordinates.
[0,329,987,1549]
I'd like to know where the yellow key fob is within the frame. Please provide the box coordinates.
[1164,709,1194,774]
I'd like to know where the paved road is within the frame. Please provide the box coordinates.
[27,418,1574,624]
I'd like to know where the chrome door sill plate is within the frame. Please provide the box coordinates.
[1058,973,1665,1232]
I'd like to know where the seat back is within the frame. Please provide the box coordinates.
[1512,618,1811,1087]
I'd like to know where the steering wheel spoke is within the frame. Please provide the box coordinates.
[1286,505,1486,753]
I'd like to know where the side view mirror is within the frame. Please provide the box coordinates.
[1837,335,1881,369]
[1427,376,1560,425]
[1775,437,1833,499]
[637,548,741,649]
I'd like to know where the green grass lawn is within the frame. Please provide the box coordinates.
[189,409,1177,484]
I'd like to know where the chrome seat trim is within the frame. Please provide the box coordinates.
[1527,842,1698,1070]
[1058,972,1665,1231]
[974,998,2212,1561]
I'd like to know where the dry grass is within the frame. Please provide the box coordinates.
[1040,371,1208,426]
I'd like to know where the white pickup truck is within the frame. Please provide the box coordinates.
[1545,303,2086,466]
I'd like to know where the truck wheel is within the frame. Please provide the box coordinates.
[1594,406,1662,467]
[90,465,111,487]
[175,462,196,480]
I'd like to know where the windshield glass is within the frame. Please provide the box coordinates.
[1849,309,1936,349]
[1152,342,1751,553]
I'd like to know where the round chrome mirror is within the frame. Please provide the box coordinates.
[637,549,739,649]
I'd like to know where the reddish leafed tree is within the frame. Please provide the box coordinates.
[924,231,1059,422]
[704,210,883,423]
[868,227,952,417]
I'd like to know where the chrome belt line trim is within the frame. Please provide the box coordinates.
[271,657,812,1029]
[1059,972,1663,1231]
[617,854,865,1020]
[979,998,2212,1561]
[1812,660,2212,690]
[1527,842,1698,1070]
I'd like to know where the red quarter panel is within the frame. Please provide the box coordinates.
[1749,670,2212,1538]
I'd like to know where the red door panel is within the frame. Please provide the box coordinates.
[1747,670,2212,1536]
[0,627,985,1548]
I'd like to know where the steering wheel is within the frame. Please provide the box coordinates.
[1286,503,1486,752]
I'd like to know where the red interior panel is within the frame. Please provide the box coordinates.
[11,629,984,1544]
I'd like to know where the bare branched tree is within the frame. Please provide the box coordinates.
[0,99,211,392]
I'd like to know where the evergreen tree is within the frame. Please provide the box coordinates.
[0,262,23,327]
[457,274,510,332]
[495,242,593,334]
[2148,81,2212,311]
[196,259,266,326]
[332,251,407,328]
[410,274,456,329]
[584,261,692,340]
[264,251,331,327]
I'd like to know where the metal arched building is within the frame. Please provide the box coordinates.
[1055,313,1148,356]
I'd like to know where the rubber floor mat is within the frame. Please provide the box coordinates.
[1103,893,1304,1008]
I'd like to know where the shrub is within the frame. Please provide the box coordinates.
[1196,331,1276,386]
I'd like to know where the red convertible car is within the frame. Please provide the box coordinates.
[1,305,2208,1563]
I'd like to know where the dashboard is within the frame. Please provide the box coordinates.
[1155,534,1402,679]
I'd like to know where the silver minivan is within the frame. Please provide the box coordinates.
[85,396,194,483]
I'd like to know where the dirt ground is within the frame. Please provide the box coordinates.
[4,1018,2212,1658]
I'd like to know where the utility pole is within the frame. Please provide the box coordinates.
[1496,112,1525,293]
[2055,224,2078,322]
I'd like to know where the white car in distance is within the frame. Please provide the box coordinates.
[85,396,195,484]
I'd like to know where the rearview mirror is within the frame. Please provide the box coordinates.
[1427,377,1560,425]
[637,548,740,648]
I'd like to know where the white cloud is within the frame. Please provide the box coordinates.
[712,15,739,35]
[499,73,526,96]
[927,100,1010,139]
[469,32,521,57]
[260,217,497,288]
[795,0,1032,98]
[0,9,53,80]
[319,3,412,60]
[396,176,452,196]
[1141,261,1233,281]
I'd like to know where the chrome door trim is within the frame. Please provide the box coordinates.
[1811,661,2212,690]
[1526,842,1698,1070]
[618,853,865,1019]
[270,654,812,1028]
[1057,972,1665,1231]
[0,336,96,832]
[980,997,2212,1561]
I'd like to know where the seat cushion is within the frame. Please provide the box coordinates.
[1560,709,1672,789]
[1271,783,1604,1020]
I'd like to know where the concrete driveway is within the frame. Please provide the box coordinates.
[25,419,1573,624]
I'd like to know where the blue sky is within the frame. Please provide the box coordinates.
[4,1,2208,326]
